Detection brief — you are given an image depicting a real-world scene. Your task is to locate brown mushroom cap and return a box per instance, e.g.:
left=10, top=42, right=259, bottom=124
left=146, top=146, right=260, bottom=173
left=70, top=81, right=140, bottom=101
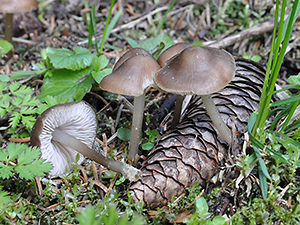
left=31, top=101, right=97, bottom=176
left=154, top=46, right=236, bottom=95
left=100, top=53, right=160, bottom=96
left=157, top=43, right=193, bottom=67
left=113, top=48, right=153, bottom=71
left=0, top=0, right=38, bottom=13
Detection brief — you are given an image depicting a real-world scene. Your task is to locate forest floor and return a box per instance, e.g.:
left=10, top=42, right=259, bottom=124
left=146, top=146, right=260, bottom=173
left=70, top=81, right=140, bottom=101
left=0, top=0, right=300, bottom=224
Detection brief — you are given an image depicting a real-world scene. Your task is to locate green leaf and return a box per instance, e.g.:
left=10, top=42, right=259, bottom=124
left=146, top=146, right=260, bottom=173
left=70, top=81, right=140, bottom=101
left=0, top=40, right=13, bottom=55
left=17, top=146, right=41, bottom=165
left=0, top=190, right=12, bottom=210
left=258, top=166, right=268, bottom=199
left=287, top=72, right=300, bottom=88
left=141, top=142, right=154, bottom=151
left=21, top=95, right=41, bottom=106
left=117, top=128, right=131, bottom=141
left=7, top=143, right=29, bottom=161
left=38, top=67, right=93, bottom=102
left=11, top=96, right=22, bottom=107
left=0, top=75, right=10, bottom=82
left=139, top=34, right=174, bottom=57
left=73, top=88, right=87, bottom=101
left=46, top=47, right=95, bottom=71
left=21, top=115, right=36, bottom=129
left=195, top=197, right=209, bottom=217
left=0, top=150, right=9, bottom=161
left=0, top=162, right=14, bottom=179
left=10, top=70, right=45, bottom=80
left=0, top=82, right=8, bottom=92
left=103, top=205, right=118, bottom=225
left=92, top=68, right=112, bottom=83
left=15, top=158, right=52, bottom=180
left=78, top=206, right=101, bottom=225
left=127, top=38, right=139, bottom=48
left=9, top=82, right=21, bottom=92
left=93, top=55, right=109, bottom=72
left=9, top=111, right=21, bottom=128
left=20, top=106, right=37, bottom=115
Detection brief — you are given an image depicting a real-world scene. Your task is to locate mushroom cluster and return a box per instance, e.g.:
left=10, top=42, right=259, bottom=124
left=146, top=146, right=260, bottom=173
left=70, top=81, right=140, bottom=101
left=31, top=101, right=141, bottom=182
left=99, top=44, right=235, bottom=165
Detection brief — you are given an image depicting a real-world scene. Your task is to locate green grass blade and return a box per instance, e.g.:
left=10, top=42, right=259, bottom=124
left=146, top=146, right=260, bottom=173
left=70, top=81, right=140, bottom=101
left=99, top=0, right=116, bottom=53
left=158, top=0, right=178, bottom=33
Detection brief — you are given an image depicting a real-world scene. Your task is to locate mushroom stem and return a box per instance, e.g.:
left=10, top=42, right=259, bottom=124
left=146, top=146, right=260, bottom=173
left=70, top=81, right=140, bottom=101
left=4, top=13, right=13, bottom=43
left=52, top=129, right=141, bottom=182
left=201, top=94, right=232, bottom=144
left=128, top=94, right=145, bottom=163
left=4, top=13, right=13, bottom=58
left=171, top=95, right=184, bottom=129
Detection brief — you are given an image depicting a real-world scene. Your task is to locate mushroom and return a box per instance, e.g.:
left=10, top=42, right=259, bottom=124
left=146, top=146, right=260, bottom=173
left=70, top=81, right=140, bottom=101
left=154, top=46, right=236, bottom=144
left=100, top=48, right=160, bottom=163
left=0, top=0, right=38, bottom=56
left=30, top=101, right=141, bottom=182
left=157, top=43, right=193, bottom=128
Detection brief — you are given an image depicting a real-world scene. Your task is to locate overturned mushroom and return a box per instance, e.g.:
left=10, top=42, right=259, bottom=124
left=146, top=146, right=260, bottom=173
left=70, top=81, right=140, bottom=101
left=30, top=101, right=141, bottom=182
left=154, top=46, right=236, bottom=144
left=100, top=48, right=160, bottom=163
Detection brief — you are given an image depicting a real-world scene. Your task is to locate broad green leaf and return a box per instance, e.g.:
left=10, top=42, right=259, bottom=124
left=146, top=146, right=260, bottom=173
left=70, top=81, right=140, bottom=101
left=74, top=88, right=87, bottom=101
left=93, top=55, right=109, bottom=72
left=46, top=47, right=95, bottom=71
left=92, top=68, right=112, bottom=83
left=0, top=75, right=10, bottom=82
left=0, top=40, right=13, bottom=55
left=142, top=142, right=154, bottom=151
left=38, top=67, right=93, bottom=102
left=117, top=128, right=131, bottom=141
left=195, top=197, right=209, bottom=217
left=139, top=33, right=174, bottom=57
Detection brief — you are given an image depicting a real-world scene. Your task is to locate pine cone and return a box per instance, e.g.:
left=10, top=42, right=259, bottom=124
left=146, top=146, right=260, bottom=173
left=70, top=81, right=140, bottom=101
left=128, top=58, right=277, bottom=208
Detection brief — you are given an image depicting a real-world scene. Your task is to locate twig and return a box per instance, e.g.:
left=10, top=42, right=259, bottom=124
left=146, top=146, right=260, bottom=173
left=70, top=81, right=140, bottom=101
left=204, top=15, right=294, bottom=49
